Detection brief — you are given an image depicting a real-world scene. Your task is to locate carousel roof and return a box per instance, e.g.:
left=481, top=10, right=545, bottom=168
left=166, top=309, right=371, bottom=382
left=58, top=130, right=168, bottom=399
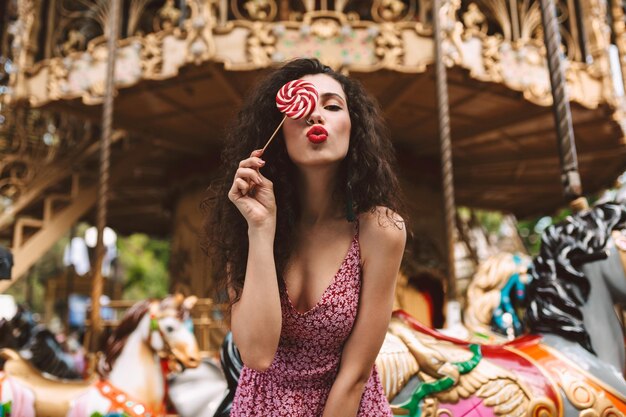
left=39, top=62, right=626, bottom=238
left=2, top=0, right=626, bottom=285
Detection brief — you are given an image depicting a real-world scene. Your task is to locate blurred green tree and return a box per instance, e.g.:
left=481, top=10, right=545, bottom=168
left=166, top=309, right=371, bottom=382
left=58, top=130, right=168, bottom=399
left=118, top=234, right=169, bottom=300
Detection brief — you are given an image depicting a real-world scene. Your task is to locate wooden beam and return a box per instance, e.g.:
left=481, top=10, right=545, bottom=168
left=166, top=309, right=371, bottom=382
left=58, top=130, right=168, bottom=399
left=455, top=107, right=550, bottom=145
left=454, top=144, right=626, bottom=168
left=381, top=76, right=427, bottom=114
left=0, top=140, right=155, bottom=292
left=208, top=63, right=243, bottom=106
left=57, top=101, right=206, bottom=155
left=150, top=89, right=220, bottom=132
left=0, top=131, right=124, bottom=231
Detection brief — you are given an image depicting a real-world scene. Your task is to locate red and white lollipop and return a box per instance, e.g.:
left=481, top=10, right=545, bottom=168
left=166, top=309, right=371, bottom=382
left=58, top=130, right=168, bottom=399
left=261, top=79, right=319, bottom=153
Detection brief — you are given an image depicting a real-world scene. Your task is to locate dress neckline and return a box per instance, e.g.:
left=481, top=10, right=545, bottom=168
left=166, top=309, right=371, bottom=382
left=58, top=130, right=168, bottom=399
left=282, top=220, right=360, bottom=316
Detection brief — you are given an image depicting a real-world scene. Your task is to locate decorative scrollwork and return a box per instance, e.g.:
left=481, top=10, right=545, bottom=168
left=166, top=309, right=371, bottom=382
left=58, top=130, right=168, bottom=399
left=155, top=0, right=182, bottom=31
left=439, top=0, right=464, bottom=65
left=375, top=23, right=404, bottom=66
left=557, top=369, right=625, bottom=417
left=247, top=22, right=276, bottom=66
left=0, top=103, right=98, bottom=216
left=462, top=4, right=487, bottom=37
left=49, top=0, right=169, bottom=59
left=232, top=0, right=278, bottom=22
left=527, top=397, right=558, bottom=417
left=371, top=0, right=417, bottom=22
left=611, top=0, right=626, bottom=87
left=140, top=34, right=165, bottom=79
left=184, top=0, right=217, bottom=64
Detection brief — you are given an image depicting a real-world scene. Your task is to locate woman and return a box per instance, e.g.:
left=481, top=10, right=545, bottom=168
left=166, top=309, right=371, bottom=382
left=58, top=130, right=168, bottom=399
left=204, top=58, right=407, bottom=416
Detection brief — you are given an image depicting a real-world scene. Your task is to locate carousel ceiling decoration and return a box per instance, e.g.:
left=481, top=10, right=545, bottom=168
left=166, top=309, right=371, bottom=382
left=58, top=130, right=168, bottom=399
left=1, top=0, right=622, bottom=117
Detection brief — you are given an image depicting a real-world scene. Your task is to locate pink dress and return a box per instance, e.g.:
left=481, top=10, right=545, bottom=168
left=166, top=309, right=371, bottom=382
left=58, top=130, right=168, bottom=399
left=230, top=225, right=393, bottom=416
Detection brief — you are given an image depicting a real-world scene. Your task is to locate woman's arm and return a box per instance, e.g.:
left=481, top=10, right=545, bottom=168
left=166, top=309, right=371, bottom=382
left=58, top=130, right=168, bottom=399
left=322, top=209, right=406, bottom=417
left=228, top=150, right=282, bottom=371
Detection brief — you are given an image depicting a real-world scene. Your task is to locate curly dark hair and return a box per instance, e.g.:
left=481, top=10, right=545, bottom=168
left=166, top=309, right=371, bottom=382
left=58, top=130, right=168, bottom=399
left=202, top=58, right=407, bottom=304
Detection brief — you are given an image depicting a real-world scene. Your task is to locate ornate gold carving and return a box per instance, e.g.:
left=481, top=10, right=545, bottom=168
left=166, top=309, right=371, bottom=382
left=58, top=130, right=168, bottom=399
left=247, top=22, right=275, bottom=67
left=380, top=317, right=536, bottom=416
left=184, top=0, right=217, bottom=65
left=376, top=23, right=404, bottom=67
left=232, top=0, right=277, bottom=22
left=611, top=1, right=626, bottom=89
left=439, top=0, right=464, bottom=65
left=156, top=0, right=182, bottom=31
left=0, top=105, right=94, bottom=208
left=60, top=29, right=87, bottom=56
left=9, top=0, right=37, bottom=96
left=140, top=33, right=165, bottom=79
left=5, top=0, right=621, bottom=119
left=47, top=57, right=70, bottom=100
left=310, top=18, right=341, bottom=39
left=527, top=397, right=559, bottom=417
left=375, top=332, right=419, bottom=399
left=558, top=370, right=625, bottom=417
left=371, top=0, right=416, bottom=23
left=462, top=4, right=487, bottom=36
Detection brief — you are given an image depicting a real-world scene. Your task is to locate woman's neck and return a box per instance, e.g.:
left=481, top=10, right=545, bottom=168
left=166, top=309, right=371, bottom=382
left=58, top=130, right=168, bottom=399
left=297, top=166, right=343, bottom=226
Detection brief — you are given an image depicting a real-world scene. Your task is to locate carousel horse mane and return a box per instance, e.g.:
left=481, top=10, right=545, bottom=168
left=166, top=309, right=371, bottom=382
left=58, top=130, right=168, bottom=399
left=0, top=307, right=81, bottom=379
left=527, top=201, right=626, bottom=353
left=98, top=299, right=151, bottom=377
left=464, top=252, right=530, bottom=338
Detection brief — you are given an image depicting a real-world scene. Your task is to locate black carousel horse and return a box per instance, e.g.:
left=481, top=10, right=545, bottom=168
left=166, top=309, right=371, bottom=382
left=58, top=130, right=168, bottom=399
left=0, top=305, right=81, bottom=379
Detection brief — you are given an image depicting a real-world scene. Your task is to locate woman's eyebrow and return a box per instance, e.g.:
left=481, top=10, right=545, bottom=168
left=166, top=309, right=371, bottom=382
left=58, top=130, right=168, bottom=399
left=320, top=92, right=346, bottom=103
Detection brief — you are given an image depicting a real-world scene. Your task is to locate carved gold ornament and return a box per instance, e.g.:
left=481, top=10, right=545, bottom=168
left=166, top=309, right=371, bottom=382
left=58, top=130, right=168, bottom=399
left=2, top=0, right=621, bottom=116
left=559, top=370, right=625, bottom=417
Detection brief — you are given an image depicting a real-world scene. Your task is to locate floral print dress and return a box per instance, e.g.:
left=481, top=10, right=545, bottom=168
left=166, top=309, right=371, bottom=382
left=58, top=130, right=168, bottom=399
left=230, top=223, right=393, bottom=416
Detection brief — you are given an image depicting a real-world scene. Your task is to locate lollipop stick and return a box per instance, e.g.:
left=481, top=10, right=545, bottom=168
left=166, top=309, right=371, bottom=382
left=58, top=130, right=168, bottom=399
left=261, top=115, right=287, bottom=154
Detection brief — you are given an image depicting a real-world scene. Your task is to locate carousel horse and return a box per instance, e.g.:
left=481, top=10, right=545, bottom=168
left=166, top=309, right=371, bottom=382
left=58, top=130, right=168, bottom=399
left=376, top=201, right=626, bottom=416
left=0, top=305, right=82, bottom=379
left=0, top=294, right=200, bottom=417
left=216, top=202, right=626, bottom=416
left=166, top=355, right=228, bottom=417
left=463, top=252, right=532, bottom=341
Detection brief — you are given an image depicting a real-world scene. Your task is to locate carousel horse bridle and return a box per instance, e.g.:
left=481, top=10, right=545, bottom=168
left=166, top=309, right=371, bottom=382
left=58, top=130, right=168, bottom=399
left=146, top=300, right=197, bottom=373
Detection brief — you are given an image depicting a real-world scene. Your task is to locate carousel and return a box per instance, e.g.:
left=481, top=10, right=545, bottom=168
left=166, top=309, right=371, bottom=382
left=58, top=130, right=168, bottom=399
left=1, top=0, right=626, bottom=416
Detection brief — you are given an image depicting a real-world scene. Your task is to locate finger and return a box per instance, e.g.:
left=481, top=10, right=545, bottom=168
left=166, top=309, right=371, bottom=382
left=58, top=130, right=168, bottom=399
left=235, top=167, right=262, bottom=185
left=250, top=149, right=263, bottom=158
left=234, top=178, right=250, bottom=196
left=256, top=173, right=273, bottom=190
left=239, top=157, right=266, bottom=169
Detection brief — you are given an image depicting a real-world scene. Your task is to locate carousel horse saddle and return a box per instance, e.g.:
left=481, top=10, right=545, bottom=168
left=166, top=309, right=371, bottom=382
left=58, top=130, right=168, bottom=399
left=1, top=348, right=95, bottom=414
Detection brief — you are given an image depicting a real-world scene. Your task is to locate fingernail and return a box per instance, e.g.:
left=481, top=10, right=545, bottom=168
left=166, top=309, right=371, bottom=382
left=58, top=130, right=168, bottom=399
left=259, top=160, right=266, bottom=165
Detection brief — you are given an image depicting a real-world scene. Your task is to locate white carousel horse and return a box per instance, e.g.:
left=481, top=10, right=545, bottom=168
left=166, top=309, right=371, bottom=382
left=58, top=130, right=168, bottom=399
left=0, top=294, right=200, bottom=417
left=167, top=356, right=228, bottom=417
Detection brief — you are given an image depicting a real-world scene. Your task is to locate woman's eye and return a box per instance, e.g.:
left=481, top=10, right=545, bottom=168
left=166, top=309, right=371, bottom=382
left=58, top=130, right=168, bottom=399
left=324, top=105, right=342, bottom=111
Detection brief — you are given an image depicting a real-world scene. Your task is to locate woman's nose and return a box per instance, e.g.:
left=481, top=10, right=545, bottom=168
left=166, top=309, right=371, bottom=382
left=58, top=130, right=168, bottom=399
left=307, top=104, right=324, bottom=124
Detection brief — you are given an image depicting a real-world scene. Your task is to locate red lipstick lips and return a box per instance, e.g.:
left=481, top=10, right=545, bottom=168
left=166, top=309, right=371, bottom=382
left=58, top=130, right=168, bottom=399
left=306, top=125, right=328, bottom=144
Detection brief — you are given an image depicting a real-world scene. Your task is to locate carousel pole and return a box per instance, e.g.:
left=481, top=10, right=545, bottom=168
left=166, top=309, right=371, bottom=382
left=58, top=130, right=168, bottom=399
left=539, top=0, right=583, bottom=201
left=90, top=0, right=121, bottom=352
left=433, top=0, right=457, bottom=302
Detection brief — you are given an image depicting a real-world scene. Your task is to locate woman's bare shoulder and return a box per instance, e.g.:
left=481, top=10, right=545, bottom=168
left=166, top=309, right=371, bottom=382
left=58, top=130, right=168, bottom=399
left=359, top=207, right=406, bottom=250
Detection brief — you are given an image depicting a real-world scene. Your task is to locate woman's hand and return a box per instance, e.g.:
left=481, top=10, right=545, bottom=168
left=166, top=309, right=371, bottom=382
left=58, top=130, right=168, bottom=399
left=228, top=149, right=276, bottom=232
